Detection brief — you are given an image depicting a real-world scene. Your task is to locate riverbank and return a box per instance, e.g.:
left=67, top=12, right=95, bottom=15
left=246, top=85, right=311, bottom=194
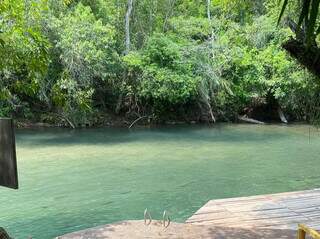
left=15, top=118, right=309, bottom=130
left=14, top=118, right=196, bottom=129
left=13, top=113, right=211, bottom=129
left=13, top=112, right=297, bottom=129
left=14, top=112, right=130, bottom=129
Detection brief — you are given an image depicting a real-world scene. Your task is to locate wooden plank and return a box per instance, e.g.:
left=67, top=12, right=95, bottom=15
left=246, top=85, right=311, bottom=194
left=0, top=118, right=18, bottom=189
left=187, top=189, right=320, bottom=232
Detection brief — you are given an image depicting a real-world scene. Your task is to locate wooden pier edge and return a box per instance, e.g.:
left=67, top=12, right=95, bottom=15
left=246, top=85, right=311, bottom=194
left=186, top=188, right=320, bottom=230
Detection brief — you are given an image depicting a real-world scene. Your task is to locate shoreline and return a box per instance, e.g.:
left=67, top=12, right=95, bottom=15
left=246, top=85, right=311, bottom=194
left=13, top=119, right=312, bottom=130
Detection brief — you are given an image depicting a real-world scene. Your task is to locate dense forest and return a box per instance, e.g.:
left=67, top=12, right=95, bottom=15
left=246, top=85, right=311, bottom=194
left=0, top=0, right=319, bottom=127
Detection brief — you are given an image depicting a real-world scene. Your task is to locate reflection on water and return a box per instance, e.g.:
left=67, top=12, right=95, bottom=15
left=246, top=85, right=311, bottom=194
left=0, top=124, right=319, bottom=238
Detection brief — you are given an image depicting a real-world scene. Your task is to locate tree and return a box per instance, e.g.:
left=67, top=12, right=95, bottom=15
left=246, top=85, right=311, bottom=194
left=278, top=0, right=320, bottom=76
left=49, top=3, right=119, bottom=126
left=278, top=0, right=319, bottom=46
left=0, top=0, right=49, bottom=118
left=125, top=0, right=133, bottom=54
left=1, top=0, right=319, bottom=125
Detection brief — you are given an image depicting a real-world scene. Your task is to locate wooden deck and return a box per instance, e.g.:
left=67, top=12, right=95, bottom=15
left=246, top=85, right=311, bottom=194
left=58, top=189, right=320, bottom=238
left=186, top=188, right=320, bottom=230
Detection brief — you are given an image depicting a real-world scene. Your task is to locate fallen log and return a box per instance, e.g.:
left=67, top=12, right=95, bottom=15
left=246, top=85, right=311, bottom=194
left=238, top=115, right=265, bottom=124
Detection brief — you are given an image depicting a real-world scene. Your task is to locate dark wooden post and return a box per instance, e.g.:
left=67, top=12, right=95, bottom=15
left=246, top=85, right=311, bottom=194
left=0, top=118, right=18, bottom=189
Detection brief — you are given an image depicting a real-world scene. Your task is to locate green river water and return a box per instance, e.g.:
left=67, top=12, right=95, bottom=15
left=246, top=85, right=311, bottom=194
left=0, top=124, right=320, bottom=238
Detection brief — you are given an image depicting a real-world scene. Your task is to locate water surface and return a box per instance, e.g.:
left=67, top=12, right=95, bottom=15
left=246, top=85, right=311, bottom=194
left=0, top=124, right=320, bottom=238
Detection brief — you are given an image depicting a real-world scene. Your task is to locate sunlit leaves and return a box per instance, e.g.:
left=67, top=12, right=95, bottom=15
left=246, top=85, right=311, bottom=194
left=169, top=17, right=211, bottom=41
left=52, top=3, right=117, bottom=83
left=0, top=0, right=49, bottom=117
left=137, top=34, right=199, bottom=104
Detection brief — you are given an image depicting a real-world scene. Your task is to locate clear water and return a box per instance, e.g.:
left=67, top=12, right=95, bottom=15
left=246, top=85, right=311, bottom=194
left=0, top=124, right=320, bottom=239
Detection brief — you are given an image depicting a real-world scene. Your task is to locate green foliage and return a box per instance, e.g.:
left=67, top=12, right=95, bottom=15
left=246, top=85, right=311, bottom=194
left=0, top=0, right=49, bottom=117
left=49, top=3, right=119, bottom=125
left=143, top=34, right=183, bottom=68
left=52, top=3, right=117, bottom=83
left=140, top=66, right=199, bottom=104
left=214, top=15, right=319, bottom=117
left=137, top=34, right=199, bottom=106
left=1, top=0, right=319, bottom=125
left=175, top=0, right=206, bottom=17
left=212, top=0, right=265, bottom=23
left=169, top=17, right=211, bottom=41
left=123, top=52, right=144, bottom=69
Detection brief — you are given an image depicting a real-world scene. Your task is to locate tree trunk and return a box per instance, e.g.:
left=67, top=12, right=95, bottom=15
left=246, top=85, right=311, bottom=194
left=283, top=38, right=320, bottom=77
left=207, top=0, right=211, bottom=21
left=125, top=0, right=133, bottom=54
left=115, top=93, right=123, bottom=114
left=163, top=0, right=176, bottom=31
left=120, top=0, right=134, bottom=112
left=207, top=101, right=216, bottom=123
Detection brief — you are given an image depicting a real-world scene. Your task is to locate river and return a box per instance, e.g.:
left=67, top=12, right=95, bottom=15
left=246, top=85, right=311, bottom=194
left=0, top=124, right=319, bottom=238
